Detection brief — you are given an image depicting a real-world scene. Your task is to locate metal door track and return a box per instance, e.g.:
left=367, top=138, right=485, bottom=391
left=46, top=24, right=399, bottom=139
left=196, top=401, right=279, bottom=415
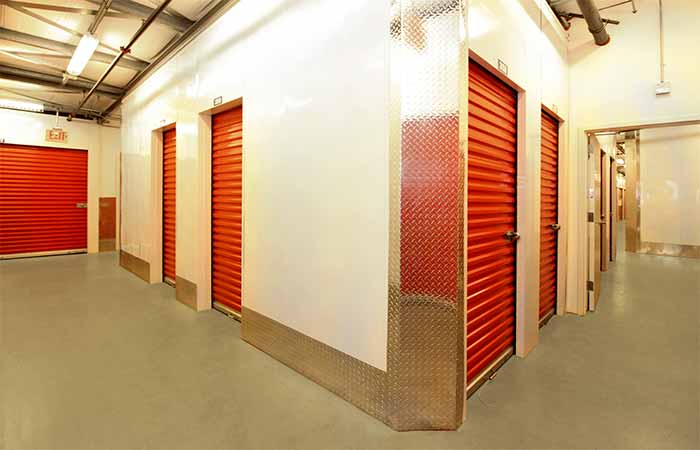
left=466, top=347, right=514, bottom=398
left=213, top=301, right=241, bottom=322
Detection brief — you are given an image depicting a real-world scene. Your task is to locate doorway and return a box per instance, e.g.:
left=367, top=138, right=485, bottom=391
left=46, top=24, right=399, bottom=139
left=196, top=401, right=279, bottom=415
left=466, top=58, right=518, bottom=393
left=211, top=105, right=244, bottom=317
left=162, top=128, right=177, bottom=286
left=539, top=108, right=560, bottom=324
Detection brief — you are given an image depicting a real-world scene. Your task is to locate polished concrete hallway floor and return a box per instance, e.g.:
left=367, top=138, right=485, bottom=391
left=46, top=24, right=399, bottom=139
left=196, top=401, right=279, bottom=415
left=1, top=247, right=698, bottom=449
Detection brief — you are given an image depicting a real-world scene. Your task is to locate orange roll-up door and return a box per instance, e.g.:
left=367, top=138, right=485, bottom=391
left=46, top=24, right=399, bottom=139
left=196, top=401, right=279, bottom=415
left=211, top=106, right=243, bottom=313
left=539, top=110, right=559, bottom=321
left=162, top=128, right=176, bottom=284
left=0, top=144, right=87, bottom=257
left=467, top=60, right=518, bottom=384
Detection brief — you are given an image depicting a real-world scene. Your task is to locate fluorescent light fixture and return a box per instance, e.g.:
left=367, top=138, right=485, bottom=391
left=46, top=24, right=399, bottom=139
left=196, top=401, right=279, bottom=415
left=616, top=158, right=625, bottom=165
left=67, top=33, right=99, bottom=77
left=0, top=98, right=44, bottom=112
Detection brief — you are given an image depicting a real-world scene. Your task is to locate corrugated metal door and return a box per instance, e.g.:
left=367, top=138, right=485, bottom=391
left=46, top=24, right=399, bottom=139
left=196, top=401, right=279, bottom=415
left=0, top=144, right=87, bottom=257
left=467, top=60, right=518, bottom=385
left=211, top=106, right=243, bottom=314
left=539, top=110, right=559, bottom=322
left=162, top=128, right=176, bottom=284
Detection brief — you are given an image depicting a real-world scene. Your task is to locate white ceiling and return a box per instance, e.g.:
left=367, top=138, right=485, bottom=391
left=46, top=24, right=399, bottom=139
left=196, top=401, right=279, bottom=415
left=0, top=0, right=213, bottom=124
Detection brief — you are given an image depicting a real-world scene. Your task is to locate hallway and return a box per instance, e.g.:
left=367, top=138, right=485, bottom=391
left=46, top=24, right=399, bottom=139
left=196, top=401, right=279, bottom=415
left=1, top=247, right=698, bottom=449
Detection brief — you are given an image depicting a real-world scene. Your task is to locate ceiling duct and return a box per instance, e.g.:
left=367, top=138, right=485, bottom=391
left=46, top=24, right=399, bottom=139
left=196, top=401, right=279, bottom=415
left=575, top=0, right=611, bottom=45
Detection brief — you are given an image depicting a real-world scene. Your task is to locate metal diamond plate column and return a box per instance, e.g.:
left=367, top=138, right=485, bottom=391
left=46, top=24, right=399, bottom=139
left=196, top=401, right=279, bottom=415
left=386, top=0, right=467, bottom=430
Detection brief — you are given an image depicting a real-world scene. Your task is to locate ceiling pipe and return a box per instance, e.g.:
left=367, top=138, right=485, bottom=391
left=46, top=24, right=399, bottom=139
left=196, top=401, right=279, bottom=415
left=575, top=0, right=611, bottom=45
left=85, top=0, right=193, bottom=32
left=78, top=0, right=171, bottom=112
left=0, top=27, right=148, bottom=71
left=101, top=0, right=241, bottom=119
left=1, top=1, right=148, bottom=65
left=564, top=12, right=620, bottom=25
left=557, top=14, right=571, bottom=30
left=88, top=0, right=113, bottom=34
left=0, top=1, right=127, bottom=17
left=599, top=0, right=637, bottom=13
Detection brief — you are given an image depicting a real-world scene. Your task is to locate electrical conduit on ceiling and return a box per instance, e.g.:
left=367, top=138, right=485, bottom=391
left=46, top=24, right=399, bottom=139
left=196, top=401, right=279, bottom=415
left=575, top=0, right=611, bottom=45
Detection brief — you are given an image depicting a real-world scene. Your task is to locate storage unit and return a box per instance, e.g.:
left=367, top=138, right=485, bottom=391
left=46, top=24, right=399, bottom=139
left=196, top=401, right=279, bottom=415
left=601, top=153, right=610, bottom=272
left=466, top=60, right=518, bottom=387
left=211, top=106, right=243, bottom=314
left=539, top=109, right=559, bottom=322
left=162, top=128, right=177, bottom=284
left=0, top=144, right=88, bottom=257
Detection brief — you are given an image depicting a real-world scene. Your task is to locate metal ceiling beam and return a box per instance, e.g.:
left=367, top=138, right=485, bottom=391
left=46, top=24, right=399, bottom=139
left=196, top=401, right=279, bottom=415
left=599, top=0, right=637, bottom=12
left=0, top=48, right=69, bottom=74
left=0, top=86, right=65, bottom=108
left=0, top=1, right=129, bottom=18
left=78, top=0, right=171, bottom=112
left=3, top=2, right=149, bottom=65
left=88, top=0, right=114, bottom=35
left=0, top=49, right=115, bottom=87
left=0, top=64, right=124, bottom=97
left=87, top=0, right=194, bottom=32
left=0, top=27, right=148, bottom=71
left=0, top=51, right=70, bottom=60
left=102, top=0, right=241, bottom=118
left=0, top=86, right=106, bottom=119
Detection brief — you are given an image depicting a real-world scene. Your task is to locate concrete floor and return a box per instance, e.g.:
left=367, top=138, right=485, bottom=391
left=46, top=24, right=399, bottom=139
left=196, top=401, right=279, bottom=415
left=1, top=236, right=698, bottom=449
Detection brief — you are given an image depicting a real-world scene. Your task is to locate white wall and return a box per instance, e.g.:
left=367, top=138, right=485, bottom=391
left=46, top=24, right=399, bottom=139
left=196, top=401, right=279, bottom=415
left=99, top=127, right=121, bottom=198
left=639, top=125, right=700, bottom=246
left=568, top=0, right=700, bottom=314
left=120, top=0, right=389, bottom=370
left=570, top=0, right=700, bottom=127
left=0, top=109, right=120, bottom=253
left=468, top=0, right=570, bottom=352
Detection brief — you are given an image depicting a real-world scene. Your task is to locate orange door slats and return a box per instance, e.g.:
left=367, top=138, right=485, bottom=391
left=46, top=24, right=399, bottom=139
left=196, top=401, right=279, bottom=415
left=0, top=144, right=87, bottom=256
left=467, top=60, right=518, bottom=384
left=211, top=106, right=243, bottom=313
left=162, top=128, right=176, bottom=284
left=540, top=110, right=559, bottom=320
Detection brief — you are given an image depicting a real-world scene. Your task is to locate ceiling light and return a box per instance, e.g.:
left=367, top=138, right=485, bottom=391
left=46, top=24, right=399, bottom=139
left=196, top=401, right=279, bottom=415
left=616, top=158, right=625, bottom=165
left=0, top=98, right=44, bottom=112
left=67, top=33, right=99, bottom=77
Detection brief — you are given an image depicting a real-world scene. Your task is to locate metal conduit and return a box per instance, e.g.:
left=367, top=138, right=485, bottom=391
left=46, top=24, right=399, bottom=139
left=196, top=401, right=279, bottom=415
left=77, top=0, right=171, bottom=112
left=576, top=0, right=611, bottom=46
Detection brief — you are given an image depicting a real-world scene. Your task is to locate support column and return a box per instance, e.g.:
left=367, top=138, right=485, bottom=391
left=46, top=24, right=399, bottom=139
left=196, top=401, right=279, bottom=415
left=242, top=0, right=467, bottom=431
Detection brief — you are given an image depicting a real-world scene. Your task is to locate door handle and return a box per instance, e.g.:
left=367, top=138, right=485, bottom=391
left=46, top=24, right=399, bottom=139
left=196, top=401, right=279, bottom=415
left=504, top=231, right=520, bottom=243
left=76, top=203, right=87, bottom=209
left=550, top=223, right=561, bottom=231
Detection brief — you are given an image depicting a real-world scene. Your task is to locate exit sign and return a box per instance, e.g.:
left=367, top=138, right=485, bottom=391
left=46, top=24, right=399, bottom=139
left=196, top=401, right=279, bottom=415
left=46, top=128, right=68, bottom=143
